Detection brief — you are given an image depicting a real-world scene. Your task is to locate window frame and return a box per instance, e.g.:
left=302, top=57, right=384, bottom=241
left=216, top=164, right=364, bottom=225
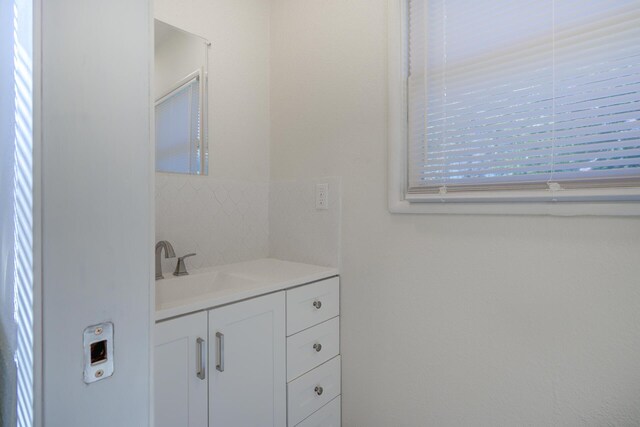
left=387, top=0, right=640, bottom=216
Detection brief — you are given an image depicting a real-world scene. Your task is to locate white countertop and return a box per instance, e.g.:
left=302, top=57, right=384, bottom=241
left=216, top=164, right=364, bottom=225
left=155, top=258, right=338, bottom=321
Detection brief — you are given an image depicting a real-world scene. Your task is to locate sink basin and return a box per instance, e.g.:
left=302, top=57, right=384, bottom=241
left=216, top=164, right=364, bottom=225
left=154, top=258, right=339, bottom=321
left=156, top=269, right=259, bottom=311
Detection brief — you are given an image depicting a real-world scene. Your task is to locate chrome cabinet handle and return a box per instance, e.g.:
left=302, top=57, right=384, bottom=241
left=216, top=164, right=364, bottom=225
left=312, top=300, right=322, bottom=309
left=196, top=337, right=206, bottom=380
left=315, top=386, right=324, bottom=396
left=216, top=332, right=224, bottom=372
left=313, top=343, right=322, bottom=352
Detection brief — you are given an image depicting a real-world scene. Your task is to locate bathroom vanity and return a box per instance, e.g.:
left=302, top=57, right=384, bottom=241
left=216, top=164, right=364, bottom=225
left=154, top=258, right=341, bottom=427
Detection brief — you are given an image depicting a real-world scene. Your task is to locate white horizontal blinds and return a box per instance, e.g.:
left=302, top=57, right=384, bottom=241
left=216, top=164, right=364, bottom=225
left=155, top=77, right=200, bottom=174
left=190, top=78, right=201, bottom=173
left=552, top=1, right=640, bottom=184
left=407, top=0, right=640, bottom=193
left=407, top=0, right=427, bottom=184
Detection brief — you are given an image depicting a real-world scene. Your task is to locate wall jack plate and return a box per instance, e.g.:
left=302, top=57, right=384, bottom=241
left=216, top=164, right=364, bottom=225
left=316, top=183, right=329, bottom=210
left=83, top=322, right=114, bottom=384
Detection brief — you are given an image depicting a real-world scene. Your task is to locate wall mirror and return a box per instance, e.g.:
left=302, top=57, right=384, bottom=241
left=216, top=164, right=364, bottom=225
left=154, top=19, right=210, bottom=175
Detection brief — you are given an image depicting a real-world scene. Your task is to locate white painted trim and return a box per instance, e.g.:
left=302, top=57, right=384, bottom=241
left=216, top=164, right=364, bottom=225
left=33, top=0, right=43, bottom=423
left=386, top=0, right=640, bottom=216
left=155, top=69, right=201, bottom=104
left=387, top=0, right=410, bottom=211
left=405, top=187, right=640, bottom=203
left=390, top=198, right=640, bottom=216
left=149, top=1, right=156, bottom=425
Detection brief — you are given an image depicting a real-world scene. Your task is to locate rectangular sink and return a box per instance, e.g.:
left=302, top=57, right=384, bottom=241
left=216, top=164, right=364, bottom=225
left=156, top=270, right=259, bottom=312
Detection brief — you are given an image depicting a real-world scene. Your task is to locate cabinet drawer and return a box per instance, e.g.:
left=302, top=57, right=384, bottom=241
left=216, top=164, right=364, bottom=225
left=287, top=277, right=339, bottom=336
left=287, top=356, right=341, bottom=426
left=295, top=396, right=341, bottom=427
left=287, top=317, right=339, bottom=382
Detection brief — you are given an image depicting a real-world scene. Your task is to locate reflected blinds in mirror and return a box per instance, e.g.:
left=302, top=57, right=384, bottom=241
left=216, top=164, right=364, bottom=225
left=155, top=76, right=201, bottom=175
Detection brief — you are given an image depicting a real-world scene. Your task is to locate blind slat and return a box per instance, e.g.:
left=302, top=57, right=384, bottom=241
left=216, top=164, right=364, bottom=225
left=408, top=0, right=640, bottom=192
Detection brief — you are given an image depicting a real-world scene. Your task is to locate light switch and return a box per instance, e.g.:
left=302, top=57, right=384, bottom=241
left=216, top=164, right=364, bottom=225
left=83, top=322, right=114, bottom=384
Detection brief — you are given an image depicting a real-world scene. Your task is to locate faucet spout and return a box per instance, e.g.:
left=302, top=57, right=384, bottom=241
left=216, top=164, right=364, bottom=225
left=155, top=240, right=176, bottom=280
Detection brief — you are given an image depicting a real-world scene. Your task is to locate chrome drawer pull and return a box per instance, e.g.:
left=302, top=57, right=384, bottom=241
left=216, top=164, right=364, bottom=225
left=312, top=300, right=322, bottom=309
left=196, top=337, right=206, bottom=380
left=314, top=386, right=324, bottom=396
left=313, top=343, right=322, bottom=352
left=216, top=332, right=224, bottom=372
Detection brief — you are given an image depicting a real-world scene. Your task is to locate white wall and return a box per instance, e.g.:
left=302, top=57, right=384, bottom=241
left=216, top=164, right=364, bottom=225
left=40, top=0, right=152, bottom=425
left=154, top=23, right=205, bottom=97
left=270, top=1, right=640, bottom=425
left=269, top=177, right=342, bottom=268
left=156, top=175, right=269, bottom=270
left=155, top=0, right=271, bottom=269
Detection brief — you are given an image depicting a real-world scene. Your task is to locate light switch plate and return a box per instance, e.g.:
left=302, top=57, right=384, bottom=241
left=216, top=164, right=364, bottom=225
left=83, top=322, right=114, bottom=384
left=316, top=183, right=329, bottom=210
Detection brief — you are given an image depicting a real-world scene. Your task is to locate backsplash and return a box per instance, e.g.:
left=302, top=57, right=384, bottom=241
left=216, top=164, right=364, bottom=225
left=269, top=177, right=341, bottom=268
left=156, top=173, right=269, bottom=272
left=156, top=174, right=341, bottom=273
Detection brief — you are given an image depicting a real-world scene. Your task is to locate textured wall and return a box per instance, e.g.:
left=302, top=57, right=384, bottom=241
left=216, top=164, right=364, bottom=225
left=156, top=175, right=269, bottom=272
left=269, top=177, right=342, bottom=268
left=270, top=1, right=640, bottom=425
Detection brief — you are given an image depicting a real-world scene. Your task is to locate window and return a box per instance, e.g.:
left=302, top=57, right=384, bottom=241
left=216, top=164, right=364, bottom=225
left=390, top=0, right=640, bottom=213
left=155, top=71, right=204, bottom=175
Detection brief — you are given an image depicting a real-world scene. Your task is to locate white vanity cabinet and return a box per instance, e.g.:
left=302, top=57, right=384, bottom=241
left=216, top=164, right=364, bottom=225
left=208, top=292, right=286, bottom=427
left=154, top=274, right=340, bottom=427
left=286, top=277, right=341, bottom=426
left=154, top=311, right=208, bottom=427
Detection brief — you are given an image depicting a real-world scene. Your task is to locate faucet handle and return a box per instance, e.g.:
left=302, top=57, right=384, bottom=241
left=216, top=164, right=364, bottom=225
left=174, top=253, right=196, bottom=277
left=180, top=253, right=197, bottom=260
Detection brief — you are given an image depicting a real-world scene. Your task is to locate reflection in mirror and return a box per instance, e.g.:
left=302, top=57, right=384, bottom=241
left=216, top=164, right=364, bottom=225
left=154, top=19, right=210, bottom=175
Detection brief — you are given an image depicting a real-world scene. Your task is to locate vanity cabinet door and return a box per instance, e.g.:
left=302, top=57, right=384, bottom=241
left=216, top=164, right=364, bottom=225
left=155, top=312, right=209, bottom=427
left=209, top=292, right=287, bottom=427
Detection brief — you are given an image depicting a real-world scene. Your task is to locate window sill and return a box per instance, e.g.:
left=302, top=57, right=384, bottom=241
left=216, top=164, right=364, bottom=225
left=389, top=197, right=640, bottom=216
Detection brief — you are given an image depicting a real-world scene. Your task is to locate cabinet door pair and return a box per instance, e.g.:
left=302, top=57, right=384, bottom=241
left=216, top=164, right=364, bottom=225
left=154, top=292, right=286, bottom=427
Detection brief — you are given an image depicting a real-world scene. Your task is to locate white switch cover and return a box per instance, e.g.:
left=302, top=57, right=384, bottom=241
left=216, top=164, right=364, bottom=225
left=316, top=183, right=329, bottom=210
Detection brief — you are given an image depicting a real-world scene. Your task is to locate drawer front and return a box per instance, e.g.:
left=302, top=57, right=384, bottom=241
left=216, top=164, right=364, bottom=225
left=287, top=317, right=340, bottom=382
left=287, top=277, right=339, bottom=336
left=295, top=396, right=341, bottom=427
left=288, top=356, right=341, bottom=426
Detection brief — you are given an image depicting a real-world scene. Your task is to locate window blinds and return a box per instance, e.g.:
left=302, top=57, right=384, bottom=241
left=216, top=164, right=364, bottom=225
left=155, top=76, right=201, bottom=175
left=407, top=0, right=640, bottom=196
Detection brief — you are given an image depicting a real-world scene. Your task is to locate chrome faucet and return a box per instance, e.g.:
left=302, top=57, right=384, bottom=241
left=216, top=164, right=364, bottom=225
left=155, top=240, right=176, bottom=280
